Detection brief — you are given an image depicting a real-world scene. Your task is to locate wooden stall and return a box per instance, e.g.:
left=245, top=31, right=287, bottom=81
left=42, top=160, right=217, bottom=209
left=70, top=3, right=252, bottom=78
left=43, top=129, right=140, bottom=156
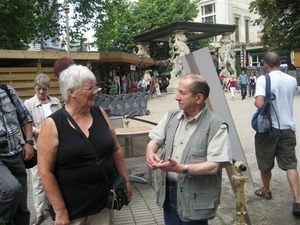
left=0, top=50, right=154, bottom=102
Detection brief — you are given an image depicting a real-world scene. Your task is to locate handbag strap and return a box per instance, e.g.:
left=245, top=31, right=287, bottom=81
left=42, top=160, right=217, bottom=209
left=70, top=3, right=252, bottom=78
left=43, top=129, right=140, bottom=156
left=61, top=106, right=111, bottom=184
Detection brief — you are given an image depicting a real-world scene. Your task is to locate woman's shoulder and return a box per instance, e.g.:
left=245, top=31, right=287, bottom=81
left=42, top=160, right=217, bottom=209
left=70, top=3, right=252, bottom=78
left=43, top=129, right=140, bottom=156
left=91, top=106, right=105, bottom=118
left=24, top=95, right=39, bottom=107
left=49, top=96, right=61, bottom=104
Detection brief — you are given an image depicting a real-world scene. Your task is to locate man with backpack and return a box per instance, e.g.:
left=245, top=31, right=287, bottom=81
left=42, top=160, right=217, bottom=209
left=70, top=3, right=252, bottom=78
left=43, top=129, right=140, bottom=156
left=253, top=52, right=300, bottom=215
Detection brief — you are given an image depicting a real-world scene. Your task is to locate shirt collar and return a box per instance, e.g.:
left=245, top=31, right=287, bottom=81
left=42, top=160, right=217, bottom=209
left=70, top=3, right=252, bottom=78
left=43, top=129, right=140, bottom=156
left=177, top=106, right=207, bottom=123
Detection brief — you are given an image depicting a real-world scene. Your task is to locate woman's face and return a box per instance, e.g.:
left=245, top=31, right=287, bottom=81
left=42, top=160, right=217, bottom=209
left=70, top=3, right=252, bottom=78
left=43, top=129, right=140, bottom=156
left=35, top=84, right=49, bottom=101
left=76, top=80, right=98, bottom=108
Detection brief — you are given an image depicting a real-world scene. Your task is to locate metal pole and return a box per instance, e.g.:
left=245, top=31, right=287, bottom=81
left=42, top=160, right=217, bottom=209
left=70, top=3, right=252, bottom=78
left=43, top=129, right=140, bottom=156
left=63, top=0, right=70, bottom=57
left=232, top=161, right=249, bottom=225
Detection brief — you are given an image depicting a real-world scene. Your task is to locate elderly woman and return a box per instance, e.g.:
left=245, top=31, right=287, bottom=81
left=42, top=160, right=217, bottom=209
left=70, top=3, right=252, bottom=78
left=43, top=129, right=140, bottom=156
left=24, top=74, right=61, bottom=225
left=37, top=65, right=132, bottom=225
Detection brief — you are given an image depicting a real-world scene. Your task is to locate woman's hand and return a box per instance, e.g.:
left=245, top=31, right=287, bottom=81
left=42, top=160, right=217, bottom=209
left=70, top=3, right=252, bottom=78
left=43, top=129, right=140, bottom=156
left=126, top=182, right=132, bottom=203
left=55, top=207, right=70, bottom=225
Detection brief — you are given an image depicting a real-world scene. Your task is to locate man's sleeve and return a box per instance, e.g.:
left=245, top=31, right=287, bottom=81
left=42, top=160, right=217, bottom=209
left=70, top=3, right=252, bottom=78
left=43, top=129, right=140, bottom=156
left=8, top=85, right=33, bottom=125
left=207, top=123, right=232, bottom=168
left=148, top=113, right=169, bottom=147
left=255, top=76, right=266, bottom=97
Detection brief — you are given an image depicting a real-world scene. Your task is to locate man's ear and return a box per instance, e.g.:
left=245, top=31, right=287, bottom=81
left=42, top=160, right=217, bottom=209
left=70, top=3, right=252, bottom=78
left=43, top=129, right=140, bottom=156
left=196, top=93, right=204, bottom=104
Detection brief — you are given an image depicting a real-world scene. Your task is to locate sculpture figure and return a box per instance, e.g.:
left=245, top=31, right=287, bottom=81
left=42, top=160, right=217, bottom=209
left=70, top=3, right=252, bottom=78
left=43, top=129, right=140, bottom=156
left=219, top=33, right=236, bottom=76
left=137, top=43, right=150, bottom=58
left=143, top=70, right=152, bottom=87
left=169, top=31, right=190, bottom=78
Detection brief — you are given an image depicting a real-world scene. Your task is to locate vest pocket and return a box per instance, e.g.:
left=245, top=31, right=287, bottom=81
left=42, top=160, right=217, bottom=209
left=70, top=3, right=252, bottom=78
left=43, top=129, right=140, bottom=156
left=179, top=190, right=218, bottom=220
left=188, top=152, right=207, bottom=164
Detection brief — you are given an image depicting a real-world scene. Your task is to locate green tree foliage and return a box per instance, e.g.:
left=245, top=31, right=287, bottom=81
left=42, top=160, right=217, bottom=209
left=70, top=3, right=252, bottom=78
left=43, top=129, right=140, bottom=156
left=0, top=0, right=61, bottom=50
left=94, top=0, right=210, bottom=60
left=67, top=0, right=128, bottom=51
left=249, top=1, right=300, bottom=51
left=93, top=0, right=131, bottom=52
left=0, top=0, right=126, bottom=50
left=0, top=0, right=36, bottom=49
left=33, top=0, right=62, bottom=47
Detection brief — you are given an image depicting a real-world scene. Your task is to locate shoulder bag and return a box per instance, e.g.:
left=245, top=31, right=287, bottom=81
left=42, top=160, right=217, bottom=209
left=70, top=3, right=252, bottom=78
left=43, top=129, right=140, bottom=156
left=251, top=74, right=280, bottom=136
left=61, top=107, right=129, bottom=210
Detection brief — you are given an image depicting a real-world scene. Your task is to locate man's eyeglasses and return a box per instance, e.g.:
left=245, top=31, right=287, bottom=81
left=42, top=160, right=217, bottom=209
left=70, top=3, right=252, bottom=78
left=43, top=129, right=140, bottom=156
left=81, top=85, right=100, bottom=92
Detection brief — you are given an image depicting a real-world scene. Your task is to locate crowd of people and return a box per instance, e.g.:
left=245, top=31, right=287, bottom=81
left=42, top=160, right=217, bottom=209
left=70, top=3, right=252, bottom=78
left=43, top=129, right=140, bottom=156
left=0, top=51, right=299, bottom=225
left=219, top=69, right=257, bottom=100
left=104, top=75, right=169, bottom=96
left=0, top=57, right=131, bottom=225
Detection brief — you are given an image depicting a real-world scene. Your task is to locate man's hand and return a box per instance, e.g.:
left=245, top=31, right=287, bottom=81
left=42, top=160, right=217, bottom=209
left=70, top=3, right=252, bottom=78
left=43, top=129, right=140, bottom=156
left=155, top=157, right=182, bottom=173
left=146, top=151, right=163, bottom=170
left=22, top=144, right=34, bottom=160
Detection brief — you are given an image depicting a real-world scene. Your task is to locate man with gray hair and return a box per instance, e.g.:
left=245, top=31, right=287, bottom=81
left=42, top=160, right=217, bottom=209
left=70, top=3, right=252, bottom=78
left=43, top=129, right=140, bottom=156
left=146, top=74, right=232, bottom=224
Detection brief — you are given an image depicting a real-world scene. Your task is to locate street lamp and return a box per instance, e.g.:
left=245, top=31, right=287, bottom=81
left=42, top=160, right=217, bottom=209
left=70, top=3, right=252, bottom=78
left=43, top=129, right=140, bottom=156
left=63, top=0, right=70, bottom=57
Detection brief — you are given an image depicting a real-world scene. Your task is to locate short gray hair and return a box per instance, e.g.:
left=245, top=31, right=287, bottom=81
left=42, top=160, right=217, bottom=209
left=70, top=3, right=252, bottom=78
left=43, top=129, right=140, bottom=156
left=34, top=74, right=51, bottom=88
left=182, top=74, right=210, bottom=99
left=263, top=52, right=281, bottom=68
left=59, top=65, right=96, bottom=102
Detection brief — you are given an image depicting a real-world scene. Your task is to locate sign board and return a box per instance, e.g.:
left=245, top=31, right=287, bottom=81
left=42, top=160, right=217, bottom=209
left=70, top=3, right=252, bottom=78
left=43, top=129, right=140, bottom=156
left=130, top=65, right=136, bottom=71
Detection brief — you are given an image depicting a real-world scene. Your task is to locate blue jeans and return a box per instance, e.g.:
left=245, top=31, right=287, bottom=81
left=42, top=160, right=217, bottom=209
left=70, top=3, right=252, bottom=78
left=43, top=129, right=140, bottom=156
left=140, top=87, right=146, bottom=92
left=240, top=84, right=247, bottom=99
left=0, top=152, right=30, bottom=225
left=249, top=85, right=255, bottom=97
left=163, top=181, right=208, bottom=225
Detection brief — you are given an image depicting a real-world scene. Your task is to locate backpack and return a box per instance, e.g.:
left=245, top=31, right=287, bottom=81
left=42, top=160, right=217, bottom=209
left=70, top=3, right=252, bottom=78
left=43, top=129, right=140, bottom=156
left=251, top=74, right=280, bottom=134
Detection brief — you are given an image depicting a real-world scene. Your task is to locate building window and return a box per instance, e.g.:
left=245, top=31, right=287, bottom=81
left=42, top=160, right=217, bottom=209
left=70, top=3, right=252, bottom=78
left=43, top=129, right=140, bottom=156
left=251, top=55, right=264, bottom=67
left=235, top=17, right=239, bottom=42
left=201, top=4, right=216, bottom=24
left=202, top=15, right=216, bottom=24
left=245, top=19, right=249, bottom=43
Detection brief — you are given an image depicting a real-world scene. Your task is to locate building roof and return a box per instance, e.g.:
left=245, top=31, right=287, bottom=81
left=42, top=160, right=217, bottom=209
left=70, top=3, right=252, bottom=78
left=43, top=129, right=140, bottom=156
left=0, top=50, right=154, bottom=67
left=133, top=21, right=237, bottom=43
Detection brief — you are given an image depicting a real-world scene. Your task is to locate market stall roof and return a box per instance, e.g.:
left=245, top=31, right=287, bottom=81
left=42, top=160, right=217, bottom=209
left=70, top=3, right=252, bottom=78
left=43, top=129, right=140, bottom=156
left=0, top=50, right=154, bottom=67
left=133, top=21, right=237, bottom=43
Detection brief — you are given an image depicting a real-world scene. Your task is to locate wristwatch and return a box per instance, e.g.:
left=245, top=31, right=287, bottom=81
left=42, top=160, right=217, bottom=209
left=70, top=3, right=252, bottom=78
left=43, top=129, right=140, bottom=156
left=183, top=164, right=189, bottom=175
left=25, top=140, right=34, bottom=146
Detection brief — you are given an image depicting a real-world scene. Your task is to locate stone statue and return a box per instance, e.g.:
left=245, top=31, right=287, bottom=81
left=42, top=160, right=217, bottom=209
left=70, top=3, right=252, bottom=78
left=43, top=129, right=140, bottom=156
left=169, top=31, right=190, bottom=78
left=143, top=70, right=152, bottom=86
left=137, top=43, right=150, bottom=58
left=218, top=33, right=235, bottom=76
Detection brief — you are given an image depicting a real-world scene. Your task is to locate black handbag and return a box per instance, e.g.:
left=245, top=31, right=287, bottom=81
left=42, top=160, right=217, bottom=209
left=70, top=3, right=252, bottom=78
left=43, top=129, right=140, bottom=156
left=0, top=84, right=37, bottom=169
left=61, top=107, right=129, bottom=210
left=106, top=171, right=129, bottom=210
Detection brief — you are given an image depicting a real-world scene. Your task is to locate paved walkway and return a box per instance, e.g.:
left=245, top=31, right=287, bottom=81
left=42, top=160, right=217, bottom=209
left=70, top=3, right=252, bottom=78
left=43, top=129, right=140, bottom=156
left=27, top=89, right=300, bottom=225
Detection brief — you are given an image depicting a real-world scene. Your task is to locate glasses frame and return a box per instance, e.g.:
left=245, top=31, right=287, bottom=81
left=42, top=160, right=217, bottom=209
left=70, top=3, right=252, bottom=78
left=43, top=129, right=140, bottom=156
left=80, top=85, right=99, bottom=92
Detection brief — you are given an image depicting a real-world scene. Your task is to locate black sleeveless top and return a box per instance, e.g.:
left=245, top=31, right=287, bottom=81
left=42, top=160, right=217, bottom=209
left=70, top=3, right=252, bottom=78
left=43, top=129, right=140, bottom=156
left=50, top=106, right=115, bottom=220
